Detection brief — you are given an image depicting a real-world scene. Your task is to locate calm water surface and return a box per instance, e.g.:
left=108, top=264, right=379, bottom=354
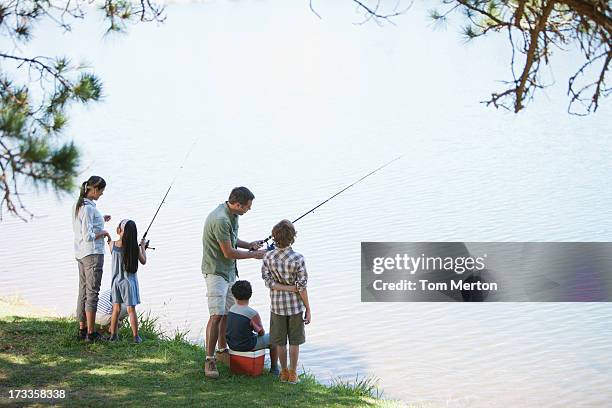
left=1, top=2, right=611, bottom=406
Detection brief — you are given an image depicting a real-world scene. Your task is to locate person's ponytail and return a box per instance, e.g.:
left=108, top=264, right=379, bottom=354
left=74, top=181, right=88, bottom=218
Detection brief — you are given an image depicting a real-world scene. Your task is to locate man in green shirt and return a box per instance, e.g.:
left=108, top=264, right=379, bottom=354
left=202, top=186, right=266, bottom=378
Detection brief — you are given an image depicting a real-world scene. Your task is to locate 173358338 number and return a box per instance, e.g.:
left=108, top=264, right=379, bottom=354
left=8, top=389, right=66, bottom=399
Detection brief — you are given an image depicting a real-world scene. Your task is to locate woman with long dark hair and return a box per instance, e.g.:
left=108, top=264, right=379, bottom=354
left=72, top=175, right=111, bottom=342
left=108, top=219, right=148, bottom=343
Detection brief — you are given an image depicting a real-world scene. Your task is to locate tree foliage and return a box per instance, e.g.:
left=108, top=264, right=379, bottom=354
left=343, top=0, right=611, bottom=115
left=432, top=0, right=611, bottom=115
left=0, top=0, right=163, bottom=221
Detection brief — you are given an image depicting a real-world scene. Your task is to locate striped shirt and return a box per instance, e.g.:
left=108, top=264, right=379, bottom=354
left=261, top=246, right=308, bottom=316
left=97, top=289, right=113, bottom=315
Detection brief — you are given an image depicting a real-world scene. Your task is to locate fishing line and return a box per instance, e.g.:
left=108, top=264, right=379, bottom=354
left=142, top=137, right=199, bottom=249
left=262, top=155, right=403, bottom=246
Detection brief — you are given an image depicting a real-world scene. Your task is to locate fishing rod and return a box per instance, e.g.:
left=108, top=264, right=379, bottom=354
left=141, top=138, right=198, bottom=250
left=262, top=155, right=403, bottom=247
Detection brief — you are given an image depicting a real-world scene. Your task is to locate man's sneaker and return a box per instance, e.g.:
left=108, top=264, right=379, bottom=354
left=85, top=332, right=103, bottom=343
left=269, top=365, right=280, bottom=376
left=204, top=358, right=219, bottom=379
left=77, top=328, right=87, bottom=340
left=280, top=368, right=290, bottom=382
left=287, top=369, right=299, bottom=384
left=108, top=334, right=119, bottom=342
left=133, top=335, right=143, bottom=344
left=215, top=349, right=230, bottom=365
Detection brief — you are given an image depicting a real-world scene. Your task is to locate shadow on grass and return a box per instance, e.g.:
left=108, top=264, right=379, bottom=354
left=0, top=317, right=384, bottom=408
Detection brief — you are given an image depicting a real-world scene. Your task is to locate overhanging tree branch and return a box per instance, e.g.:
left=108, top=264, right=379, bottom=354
left=515, top=0, right=555, bottom=112
left=557, top=0, right=612, bottom=34
left=1, top=0, right=165, bottom=222
left=428, top=0, right=611, bottom=114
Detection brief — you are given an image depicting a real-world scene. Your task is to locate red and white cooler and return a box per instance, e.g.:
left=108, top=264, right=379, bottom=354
left=228, top=349, right=265, bottom=376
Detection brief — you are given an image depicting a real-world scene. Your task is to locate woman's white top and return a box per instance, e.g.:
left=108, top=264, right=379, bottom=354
left=73, top=198, right=105, bottom=259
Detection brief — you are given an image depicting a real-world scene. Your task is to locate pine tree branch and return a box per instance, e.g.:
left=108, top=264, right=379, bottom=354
left=557, top=0, right=612, bottom=35
left=568, top=50, right=611, bottom=114
left=515, top=0, right=556, bottom=112
left=351, top=0, right=405, bottom=20
left=0, top=53, right=70, bottom=88
left=454, top=0, right=513, bottom=28
left=515, top=0, right=527, bottom=27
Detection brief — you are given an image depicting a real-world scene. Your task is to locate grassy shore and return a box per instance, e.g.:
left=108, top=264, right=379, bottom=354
left=0, top=304, right=405, bottom=407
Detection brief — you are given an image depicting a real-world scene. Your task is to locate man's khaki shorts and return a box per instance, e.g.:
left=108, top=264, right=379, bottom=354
left=205, top=274, right=235, bottom=316
left=270, top=312, right=305, bottom=346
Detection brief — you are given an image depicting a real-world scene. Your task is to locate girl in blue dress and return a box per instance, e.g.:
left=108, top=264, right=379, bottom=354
left=107, top=219, right=148, bottom=343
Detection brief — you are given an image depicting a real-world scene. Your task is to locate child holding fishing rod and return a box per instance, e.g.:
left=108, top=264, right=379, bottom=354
left=107, top=219, right=149, bottom=343
left=253, top=157, right=401, bottom=382
left=261, top=220, right=311, bottom=384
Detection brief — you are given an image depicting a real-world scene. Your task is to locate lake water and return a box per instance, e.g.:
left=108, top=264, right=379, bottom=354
left=1, top=1, right=611, bottom=406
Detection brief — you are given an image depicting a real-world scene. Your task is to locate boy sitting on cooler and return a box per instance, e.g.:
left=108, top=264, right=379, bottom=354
left=226, top=280, right=279, bottom=374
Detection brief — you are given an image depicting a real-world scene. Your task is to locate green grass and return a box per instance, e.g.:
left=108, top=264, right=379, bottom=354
left=330, top=374, right=383, bottom=399
left=0, top=314, right=405, bottom=407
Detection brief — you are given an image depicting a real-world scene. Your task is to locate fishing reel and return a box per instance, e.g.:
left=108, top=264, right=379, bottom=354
left=251, top=239, right=275, bottom=251
left=141, top=238, right=155, bottom=251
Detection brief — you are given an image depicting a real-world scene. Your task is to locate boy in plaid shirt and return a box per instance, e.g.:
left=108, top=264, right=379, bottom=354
left=261, top=219, right=311, bottom=384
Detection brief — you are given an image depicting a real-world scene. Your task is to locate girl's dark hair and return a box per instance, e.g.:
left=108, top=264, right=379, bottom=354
left=121, top=220, right=140, bottom=274
left=74, top=176, right=106, bottom=218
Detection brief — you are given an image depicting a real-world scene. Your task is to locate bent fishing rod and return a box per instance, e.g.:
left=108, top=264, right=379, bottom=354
left=262, top=155, right=403, bottom=246
left=141, top=138, right=199, bottom=249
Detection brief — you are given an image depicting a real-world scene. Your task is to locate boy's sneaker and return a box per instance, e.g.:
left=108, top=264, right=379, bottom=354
left=85, top=332, right=103, bottom=343
left=204, top=358, right=219, bottom=379
left=269, top=365, right=280, bottom=376
left=133, top=335, right=143, bottom=344
left=215, top=348, right=229, bottom=365
left=280, top=368, right=290, bottom=382
left=108, top=334, right=119, bottom=342
left=77, top=328, right=87, bottom=340
left=287, top=369, right=299, bottom=384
